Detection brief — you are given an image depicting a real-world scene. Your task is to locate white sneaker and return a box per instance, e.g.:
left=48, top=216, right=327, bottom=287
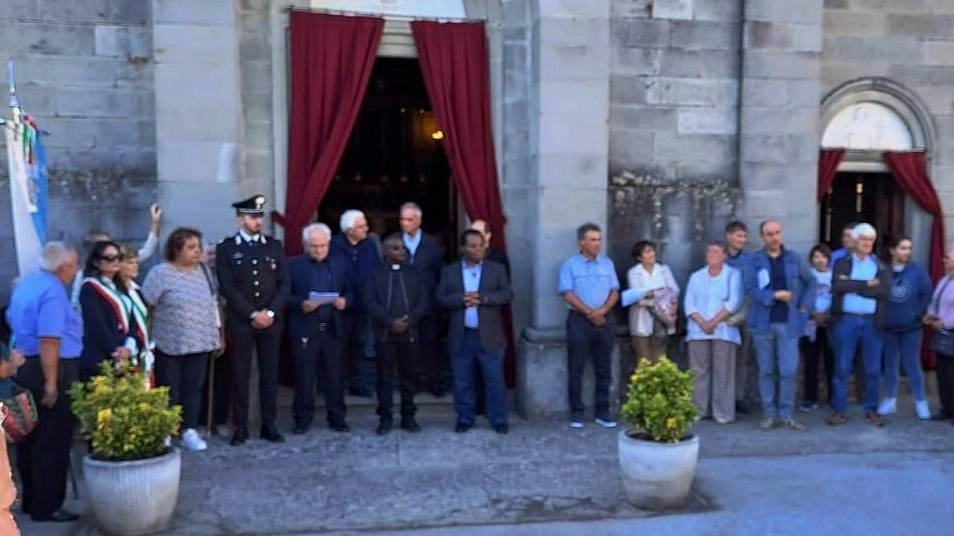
left=915, top=400, right=931, bottom=420
left=595, top=417, right=618, bottom=428
left=569, top=420, right=584, bottom=429
left=877, top=397, right=897, bottom=416
left=182, top=428, right=208, bottom=452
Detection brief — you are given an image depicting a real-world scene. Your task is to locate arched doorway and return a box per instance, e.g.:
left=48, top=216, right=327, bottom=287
left=819, top=79, right=934, bottom=265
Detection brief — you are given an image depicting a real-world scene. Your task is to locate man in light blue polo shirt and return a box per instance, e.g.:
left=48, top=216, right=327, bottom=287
left=6, top=242, right=83, bottom=523
left=829, top=223, right=890, bottom=427
left=558, top=223, right=620, bottom=429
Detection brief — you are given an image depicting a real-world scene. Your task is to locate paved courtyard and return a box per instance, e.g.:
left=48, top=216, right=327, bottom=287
left=18, top=395, right=954, bottom=536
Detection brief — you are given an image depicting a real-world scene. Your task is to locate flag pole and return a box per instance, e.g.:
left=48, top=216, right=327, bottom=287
left=7, top=61, right=20, bottom=127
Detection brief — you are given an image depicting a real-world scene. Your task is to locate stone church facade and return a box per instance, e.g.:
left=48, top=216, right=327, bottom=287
left=2, top=0, right=953, bottom=416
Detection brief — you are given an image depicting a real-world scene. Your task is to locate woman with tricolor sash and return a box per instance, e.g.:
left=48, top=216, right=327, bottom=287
left=119, top=245, right=156, bottom=388
left=78, top=241, right=139, bottom=381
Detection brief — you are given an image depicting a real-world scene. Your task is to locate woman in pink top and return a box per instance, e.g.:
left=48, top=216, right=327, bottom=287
left=923, top=246, right=954, bottom=425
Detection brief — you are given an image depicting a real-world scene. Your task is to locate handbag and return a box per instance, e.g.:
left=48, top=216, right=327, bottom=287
left=1, top=383, right=38, bottom=443
left=929, top=278, right=954, bottom=356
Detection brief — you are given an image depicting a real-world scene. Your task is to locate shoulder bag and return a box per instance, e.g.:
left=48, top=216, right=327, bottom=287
left=929, top=277, right=954, bottom=356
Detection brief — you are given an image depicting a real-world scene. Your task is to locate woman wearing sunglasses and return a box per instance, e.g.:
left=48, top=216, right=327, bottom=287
left=78, top=241, right=140, bottom=381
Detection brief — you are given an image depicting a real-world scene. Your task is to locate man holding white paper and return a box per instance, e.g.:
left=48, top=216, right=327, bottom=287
left=744, top=220, right=815, bottom=432
left=286, top=223, right=353, bottom=434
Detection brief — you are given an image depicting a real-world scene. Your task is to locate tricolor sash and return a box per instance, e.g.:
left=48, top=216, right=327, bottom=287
left=82, top=277, right=132, bottom=335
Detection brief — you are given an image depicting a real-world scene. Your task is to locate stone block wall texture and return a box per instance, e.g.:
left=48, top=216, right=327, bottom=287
left=822, top=0, right=954, bottom=240
left=0, top=0, right=156, bottom=300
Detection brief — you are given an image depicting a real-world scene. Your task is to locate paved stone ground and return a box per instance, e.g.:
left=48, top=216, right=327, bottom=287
left=19, top=397, right=954, bottom=536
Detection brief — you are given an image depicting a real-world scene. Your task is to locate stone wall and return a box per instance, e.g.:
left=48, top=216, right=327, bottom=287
left=0, top=0, right=156, bottom=299
left=822, top=0, right=954, bottom=236
left=608, top=0, right=744, bottom=282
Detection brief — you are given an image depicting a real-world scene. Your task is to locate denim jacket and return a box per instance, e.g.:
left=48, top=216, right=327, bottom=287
left=744, top=247, right=816, bottom=337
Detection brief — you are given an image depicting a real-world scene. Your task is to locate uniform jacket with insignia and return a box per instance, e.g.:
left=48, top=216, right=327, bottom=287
left=215, top=233, right=290, bottom=327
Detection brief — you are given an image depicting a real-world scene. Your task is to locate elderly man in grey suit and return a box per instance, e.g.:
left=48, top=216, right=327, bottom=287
left=436, top=229, right=513, bottom=434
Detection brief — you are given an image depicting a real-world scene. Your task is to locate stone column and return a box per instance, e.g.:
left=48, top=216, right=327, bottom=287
left=152, top=0, right=243, bottom=245
left=517, top=0, right=616, bottom=419
left=739, top=0, right=824, bottom=254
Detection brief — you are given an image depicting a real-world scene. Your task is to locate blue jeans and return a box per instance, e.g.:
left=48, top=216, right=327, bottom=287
left=452, top=330, right=508, bottom=427
left=752, top=323, right=799, bottom=420
left=832, top=315, right=883, bottom=413
left=882, top=329, right=926, bottom=401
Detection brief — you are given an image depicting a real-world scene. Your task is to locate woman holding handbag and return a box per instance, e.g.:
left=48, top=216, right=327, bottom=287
left=626, top=241, right=679, bottom=363
left=142, top=228, right=224, bottom=452
left=924, top=246, right=954, bottom=425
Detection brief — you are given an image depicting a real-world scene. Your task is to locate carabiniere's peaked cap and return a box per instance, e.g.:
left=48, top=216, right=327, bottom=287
left=232, top=194, right=267, bottom=216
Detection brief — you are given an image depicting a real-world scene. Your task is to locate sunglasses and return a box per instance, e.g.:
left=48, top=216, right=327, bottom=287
left=99, top=254, right=123, bottom=262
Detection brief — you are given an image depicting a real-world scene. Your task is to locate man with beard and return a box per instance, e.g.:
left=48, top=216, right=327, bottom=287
left=215, top=195, right=290, bottom=446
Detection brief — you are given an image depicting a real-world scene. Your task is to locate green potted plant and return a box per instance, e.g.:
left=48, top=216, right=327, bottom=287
left=70, top=362, right=182, bottom=536
left=618, top=357, right=699, bottom=509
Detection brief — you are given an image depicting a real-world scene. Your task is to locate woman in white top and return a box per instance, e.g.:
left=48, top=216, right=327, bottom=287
left=626, top=241, right=679, bottom=363
left=684, top=241, right=743, bottom=424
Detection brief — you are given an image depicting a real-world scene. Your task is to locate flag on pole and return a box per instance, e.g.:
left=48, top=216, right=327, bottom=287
left=5, top=118, right=47, bottom=276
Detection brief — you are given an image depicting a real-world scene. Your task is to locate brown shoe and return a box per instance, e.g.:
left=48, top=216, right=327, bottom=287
left=827, top=412, right=847, bottom=426
left=865, top=411, right=886, bottom=427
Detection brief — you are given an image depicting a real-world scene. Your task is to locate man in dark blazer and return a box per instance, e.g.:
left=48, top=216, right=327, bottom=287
left=287, top=223, right=354, bottom=433
left=436, top=230, right=513, bottom=434
left=365, top=234, right=431, bottom=435
left=216, top=195, right=290, bottom=446
left=399, top=202, right=448, bottom=396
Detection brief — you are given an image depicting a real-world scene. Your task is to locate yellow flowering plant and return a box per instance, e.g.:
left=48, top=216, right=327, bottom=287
left=70, top=361, right=181, bottom=461
left=620, top=357, right=697, bottom=443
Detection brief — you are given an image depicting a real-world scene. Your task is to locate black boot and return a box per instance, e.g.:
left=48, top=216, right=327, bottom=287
left=401, top=415, right=421, bottom=432
left=230, top=426, right=249, bottom=446
left=376, top=418, right=392, bottom=436
left=260, top=424, right=285, bottom=443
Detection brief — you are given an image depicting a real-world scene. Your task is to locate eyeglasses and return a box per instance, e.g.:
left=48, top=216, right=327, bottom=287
left=99, top=254, right=122, bottom=262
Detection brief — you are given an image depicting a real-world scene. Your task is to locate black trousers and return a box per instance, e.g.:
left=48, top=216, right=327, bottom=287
left=377, top=339, right=418, bottom=419
left=156, top=350, right=210, bottom=430
left=293, top=329, right=345, bottom=426
left=938, top=356, right=954, bottom=419
left=566, top=312, right=615, bottom=417
left=17, top=358, right=78, bottom=517
left=800, top=327, right=833, bottom=404
left=230, top=323, right=281, bottom=429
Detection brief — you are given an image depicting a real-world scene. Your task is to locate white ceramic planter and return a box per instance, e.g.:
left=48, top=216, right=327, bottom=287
left=83, top=448, right=182, bottom=536
left=617, top=430, right=699, bottom=509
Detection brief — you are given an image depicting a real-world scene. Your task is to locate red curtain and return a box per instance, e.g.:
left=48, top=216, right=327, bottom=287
left=275, top=11, right=384, bottom=255
left=411, top=21, right=515, bottom=386
left=883, top=151, right=946, bottom=369
left=817, top=149, right=846, bottom=202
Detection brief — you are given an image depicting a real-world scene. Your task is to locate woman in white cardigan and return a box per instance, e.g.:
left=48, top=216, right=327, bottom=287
left=684, top=241, right=743, bottom=424
left=626, top=240, right=679, bottom=363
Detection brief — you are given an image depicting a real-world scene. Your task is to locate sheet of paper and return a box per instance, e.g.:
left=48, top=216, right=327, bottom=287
left=309, top=291, right=339, bottom=305
left=620, top=288, right=646, bottom=308
left=757, top=269, right=770, bottom=289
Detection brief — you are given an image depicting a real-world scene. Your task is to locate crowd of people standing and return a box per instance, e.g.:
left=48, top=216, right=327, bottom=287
left=560, top=219, right=954, bottom=432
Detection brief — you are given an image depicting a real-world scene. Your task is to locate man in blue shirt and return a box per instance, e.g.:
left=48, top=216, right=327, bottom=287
left=745, top=220, right=814, bottom=432
left=6, top=242, right=82, bottom=523
left=724, top=220, right=756, bottom=414
left=829, top=223, right=890, bottom=426
left=558, top=223, right=620, bottom=429
left=829, top=222, right=856, bottom=268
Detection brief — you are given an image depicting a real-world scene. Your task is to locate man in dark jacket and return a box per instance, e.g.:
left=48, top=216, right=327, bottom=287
left=331, top=209, right=382, bottom=397
left=365, top=234, right=430, bottom=435
left=399, top=202, right=447, bottom=396
left=287, top=223, right=354, bottom=433
left=436, top=230, right=513, bottom=434
left=829, top=223, right=891, bottom=427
